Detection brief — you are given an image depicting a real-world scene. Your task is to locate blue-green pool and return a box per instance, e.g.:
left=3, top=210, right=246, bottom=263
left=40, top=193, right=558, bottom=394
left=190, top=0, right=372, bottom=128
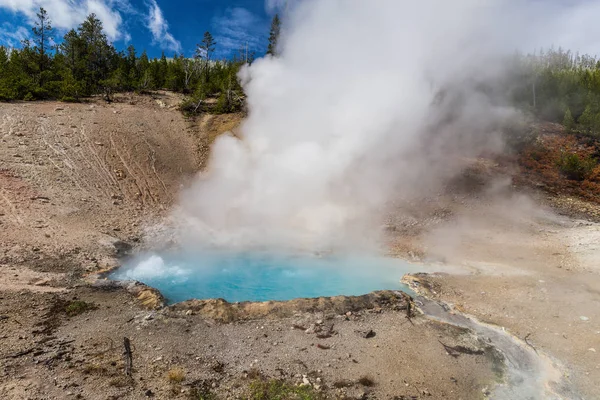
left=111, top=251, right=415, bottom=304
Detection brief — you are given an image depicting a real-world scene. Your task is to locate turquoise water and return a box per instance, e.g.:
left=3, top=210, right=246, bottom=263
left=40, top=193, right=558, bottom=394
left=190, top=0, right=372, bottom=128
left=110, top=251, right=415, bottom=304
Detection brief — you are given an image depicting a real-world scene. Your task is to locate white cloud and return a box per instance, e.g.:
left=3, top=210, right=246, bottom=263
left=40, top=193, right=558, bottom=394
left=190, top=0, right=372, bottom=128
left=0, top=0, right=131, bottom=41
left=0, top=23, right=30, bottom=48
left=212, top=7, right=266, bottom=57
left=146, top=0, right=181, bottom=53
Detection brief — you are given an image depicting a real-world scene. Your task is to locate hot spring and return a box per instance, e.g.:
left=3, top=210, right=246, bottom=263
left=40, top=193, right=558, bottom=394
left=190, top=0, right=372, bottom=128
left=111, top=251, right=417, bottom=304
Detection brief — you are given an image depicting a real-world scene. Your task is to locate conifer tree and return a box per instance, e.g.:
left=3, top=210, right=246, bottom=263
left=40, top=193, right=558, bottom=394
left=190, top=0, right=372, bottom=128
left=32, top=7, right=54, bottom=75
left=563, top=108, right=575, bottom=132
left=267, top=14, right=281, bottom=56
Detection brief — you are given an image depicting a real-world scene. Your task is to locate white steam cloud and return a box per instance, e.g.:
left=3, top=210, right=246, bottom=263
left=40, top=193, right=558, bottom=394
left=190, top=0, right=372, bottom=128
left=171, top=0, right=600, bottom=252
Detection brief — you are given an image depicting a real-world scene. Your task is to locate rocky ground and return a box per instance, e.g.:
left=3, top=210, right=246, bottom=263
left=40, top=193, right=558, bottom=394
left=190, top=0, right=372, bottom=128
left=1, top=95, right=599, bottom=399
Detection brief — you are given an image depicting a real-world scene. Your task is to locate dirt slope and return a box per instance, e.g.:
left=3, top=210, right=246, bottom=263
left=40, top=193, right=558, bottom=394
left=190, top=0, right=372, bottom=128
left=0, top=93, right=243, bottom=275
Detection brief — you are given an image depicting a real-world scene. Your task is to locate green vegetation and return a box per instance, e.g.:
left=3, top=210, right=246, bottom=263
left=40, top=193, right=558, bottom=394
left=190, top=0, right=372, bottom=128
left=267, top=14, right=281, bottom=56
left=65, top=300, right=96, bottom=316
left=4, top=7, right=600, bottom=136
left=511, top=48, right=600, bottom=136
left=557, top=151, right=597, bottom=181
left=248, top=379, right=320, bottom=400
left=0, top=7, right=274, bottom=114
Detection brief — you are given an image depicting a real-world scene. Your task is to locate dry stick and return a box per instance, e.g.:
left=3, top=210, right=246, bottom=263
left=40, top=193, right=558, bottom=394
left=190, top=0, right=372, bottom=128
left=7, top=348, right=34, bottom=359
left=401, top=292, right=415, bottom=326
left=123, top=337, right=133, bottom=377
left=524, top=333, right=539, bottom=355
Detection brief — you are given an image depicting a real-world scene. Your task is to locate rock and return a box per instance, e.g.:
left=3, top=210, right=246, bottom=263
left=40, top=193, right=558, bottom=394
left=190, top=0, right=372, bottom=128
left=144, top=389, right=154, bottom=397
left=580, top=316, right=590, bottom=321
left=358, top=329, right=376, bottom=339
left=55, top=107, right=64, bottom=111
left=301, top=375, right=310, bottom=386
left=33, top=279, right=51, bottom=287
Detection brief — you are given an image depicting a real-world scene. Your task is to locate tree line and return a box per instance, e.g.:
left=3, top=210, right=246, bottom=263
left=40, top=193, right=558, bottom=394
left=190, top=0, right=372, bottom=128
left=507, top=48, right=600, bottom=137
left=5, top=8, right=600, bottom=135
left=0, top=8, right=282, bottom=114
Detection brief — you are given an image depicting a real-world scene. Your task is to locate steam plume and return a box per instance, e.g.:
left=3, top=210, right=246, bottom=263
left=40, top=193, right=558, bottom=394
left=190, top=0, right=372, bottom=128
left=172, top=0, right=600, bottom=252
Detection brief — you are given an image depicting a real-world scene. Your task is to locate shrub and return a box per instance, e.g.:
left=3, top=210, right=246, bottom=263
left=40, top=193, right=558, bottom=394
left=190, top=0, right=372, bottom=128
left=557, top=152, right=597, bottom=181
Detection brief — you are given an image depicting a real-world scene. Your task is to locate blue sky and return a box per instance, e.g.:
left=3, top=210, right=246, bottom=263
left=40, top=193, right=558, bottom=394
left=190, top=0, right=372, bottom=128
left=0, top=0, right=281, bottom=58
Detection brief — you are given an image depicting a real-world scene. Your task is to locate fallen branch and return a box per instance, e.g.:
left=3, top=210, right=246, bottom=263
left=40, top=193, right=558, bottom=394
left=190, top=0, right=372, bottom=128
left=7, top=348, right=34, bottom=359
left=524, top=333, right=539, bottom=355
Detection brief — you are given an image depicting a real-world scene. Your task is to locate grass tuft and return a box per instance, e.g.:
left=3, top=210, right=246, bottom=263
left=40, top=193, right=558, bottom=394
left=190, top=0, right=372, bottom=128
left=65, top=300, right=96, bottom=317
left=248, top=379, right=320, bottom=400
left=167, top=367, right=186, bottom=383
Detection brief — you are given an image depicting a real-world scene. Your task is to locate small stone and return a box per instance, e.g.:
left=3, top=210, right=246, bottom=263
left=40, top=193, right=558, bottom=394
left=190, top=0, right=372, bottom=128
left=580, top=316, right=590, bottom=321
left=589, top=348, right=596, bottom=352
left=301, top=376, right=310, bottom=386
left=345, top=312, right=352, bottom=317
left=185, top=310, right=193, bottom=316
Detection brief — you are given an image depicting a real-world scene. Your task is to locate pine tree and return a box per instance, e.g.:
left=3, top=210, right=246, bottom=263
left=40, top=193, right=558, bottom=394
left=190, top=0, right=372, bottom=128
left=563, top=107, right=575, bottom=132
left=32, top=7, right=54, bottom=75
left=197, top=32, right=216, bottom=61
left=158, top=52, right=168, bottom=88
left=196, top=31, right=216, bottom=82
left=267, top=14, right=281, bottom=56
left=61, top=30, right=82, bottom=71
left=78, top=13, right=115, bottom=94
left=579, top=104, right=593, bottom=131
